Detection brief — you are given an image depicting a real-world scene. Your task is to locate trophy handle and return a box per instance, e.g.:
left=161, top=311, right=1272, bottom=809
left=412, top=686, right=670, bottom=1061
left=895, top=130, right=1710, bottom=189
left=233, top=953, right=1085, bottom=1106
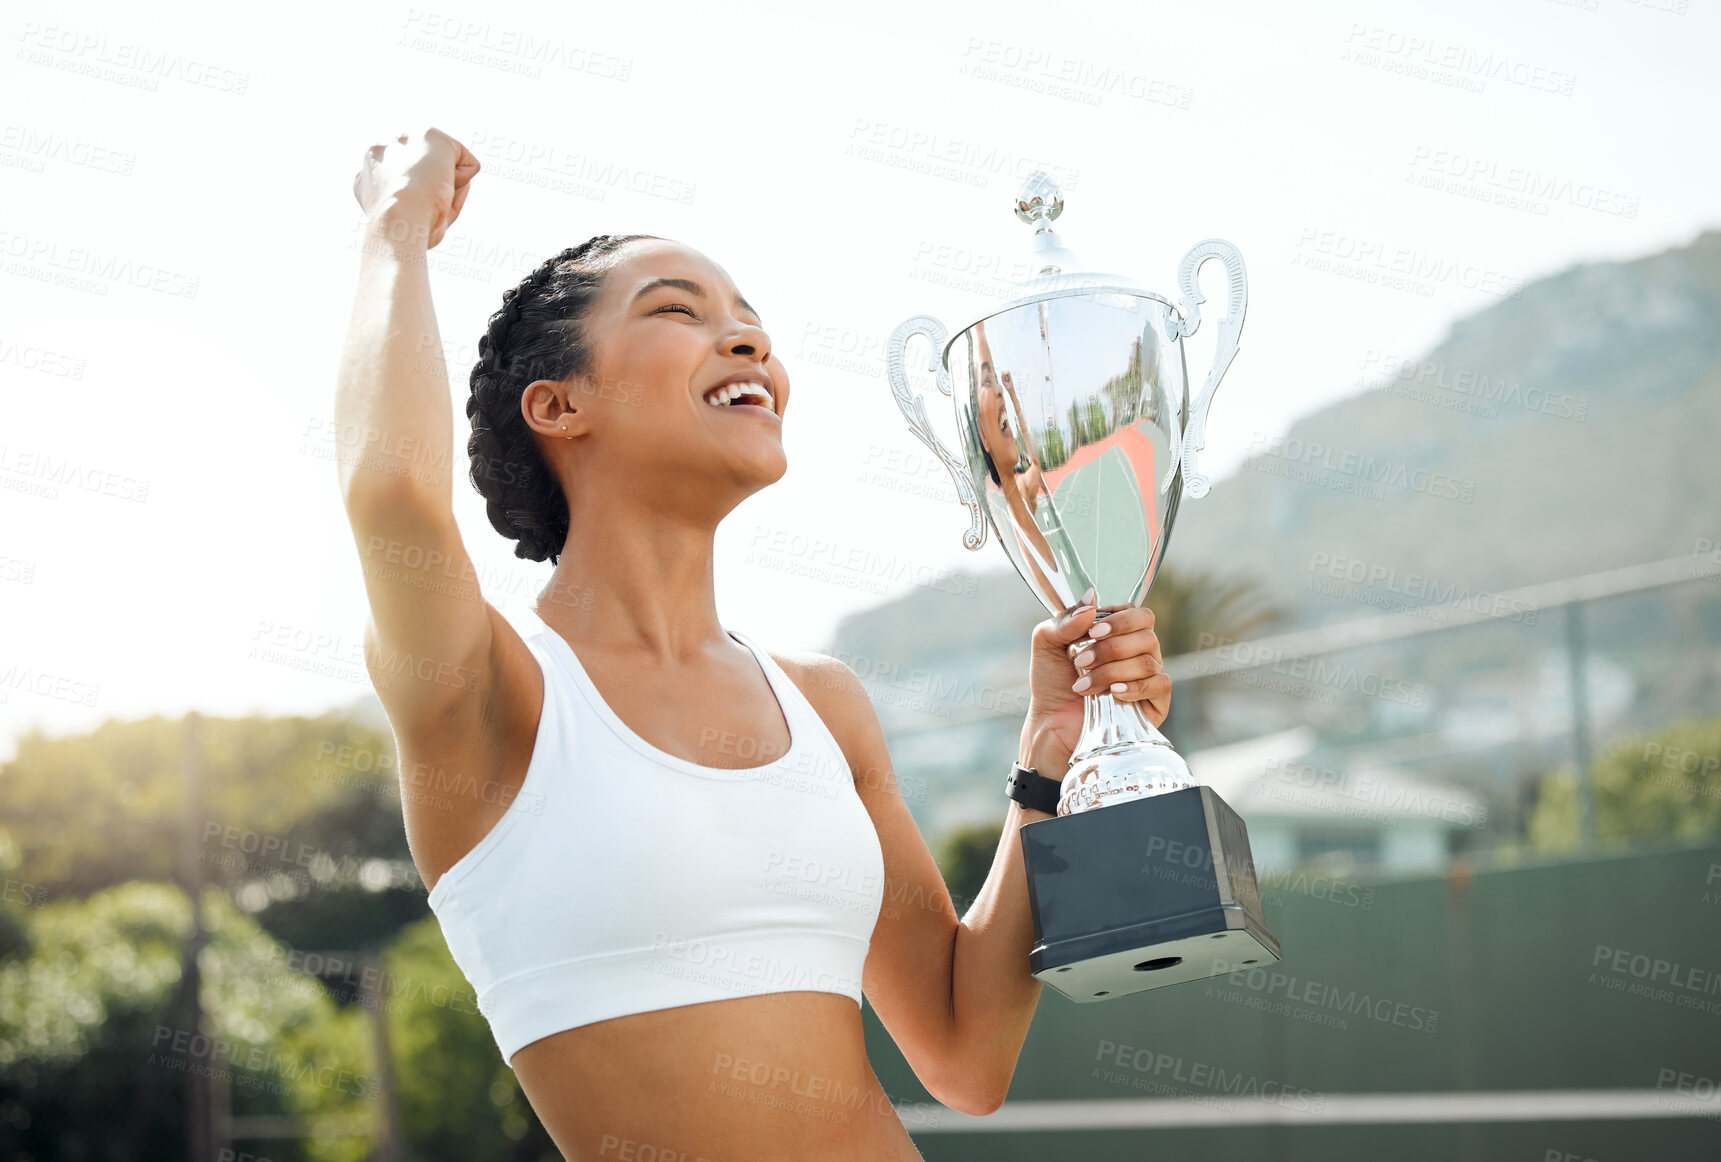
left=886, top=315, right=988, bottom=551
left=1169, top=240, right=1247, bottom=499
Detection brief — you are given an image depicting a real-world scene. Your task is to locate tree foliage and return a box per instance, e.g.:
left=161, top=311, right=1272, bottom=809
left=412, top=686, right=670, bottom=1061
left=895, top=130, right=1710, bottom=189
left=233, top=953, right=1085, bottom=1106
left=0, top=712, right=429, bottom=958
left=0, top=713, right=400, bottom=901
left=936, top=822, right=1002, bottom=915
left=1529, top=714, right=1721, bottom=851
left=0, top=882, right=379, bottom=1162
left=1145, top=563, right=1282, bottom=658
left=383, top=916, right=554, bottom=1160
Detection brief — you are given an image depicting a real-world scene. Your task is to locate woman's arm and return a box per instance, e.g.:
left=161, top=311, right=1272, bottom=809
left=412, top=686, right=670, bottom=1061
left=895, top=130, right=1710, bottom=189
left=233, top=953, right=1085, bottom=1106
left=938, top=600, right=1170, bottom=1111
left=335, top=129, right=497, bottom=736
left=790, top=601, right=1170, bottom=1115
left=336, top=131, right=477, bottom=507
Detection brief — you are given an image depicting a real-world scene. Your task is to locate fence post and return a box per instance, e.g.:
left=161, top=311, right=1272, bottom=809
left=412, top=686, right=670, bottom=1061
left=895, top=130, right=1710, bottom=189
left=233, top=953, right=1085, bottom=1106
left=1564, top=602, right=1596, bottom=852
left=179, top=711, right=225, bottom=1160
left=362, top=950, right=406, bottom=1160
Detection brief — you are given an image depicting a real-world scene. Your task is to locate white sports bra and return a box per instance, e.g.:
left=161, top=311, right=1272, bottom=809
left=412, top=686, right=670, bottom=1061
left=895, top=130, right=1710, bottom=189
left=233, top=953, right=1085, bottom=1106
left=425, top=614, right=886, bottom=1065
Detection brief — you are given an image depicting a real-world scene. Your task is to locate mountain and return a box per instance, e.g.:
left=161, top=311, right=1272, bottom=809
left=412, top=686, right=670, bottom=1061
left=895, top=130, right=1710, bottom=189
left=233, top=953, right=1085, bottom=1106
left=1168, top=229, right=1721, bottom=622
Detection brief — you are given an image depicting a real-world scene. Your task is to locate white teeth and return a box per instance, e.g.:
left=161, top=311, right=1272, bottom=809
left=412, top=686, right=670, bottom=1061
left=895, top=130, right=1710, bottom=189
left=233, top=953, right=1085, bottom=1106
left=705, top=381, right=773, bottom=408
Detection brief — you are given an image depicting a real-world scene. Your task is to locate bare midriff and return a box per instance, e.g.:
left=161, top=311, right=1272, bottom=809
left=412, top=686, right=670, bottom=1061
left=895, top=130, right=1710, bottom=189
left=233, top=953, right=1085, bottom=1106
left=508, top=990, right=927, bottom=1161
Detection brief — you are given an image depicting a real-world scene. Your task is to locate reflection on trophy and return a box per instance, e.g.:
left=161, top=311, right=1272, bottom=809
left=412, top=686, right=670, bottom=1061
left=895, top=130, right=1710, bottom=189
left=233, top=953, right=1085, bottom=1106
left=885, top=171, right=1282, bottom=1001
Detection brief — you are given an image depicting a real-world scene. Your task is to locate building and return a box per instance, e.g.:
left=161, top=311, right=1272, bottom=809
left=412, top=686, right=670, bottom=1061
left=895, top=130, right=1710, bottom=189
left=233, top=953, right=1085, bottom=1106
left=1190, top=726, right=1487, bottom=876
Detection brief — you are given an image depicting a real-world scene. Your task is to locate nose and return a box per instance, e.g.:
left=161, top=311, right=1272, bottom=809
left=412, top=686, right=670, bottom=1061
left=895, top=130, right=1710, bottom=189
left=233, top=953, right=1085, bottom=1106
left=723, top=318, right=771, bottom=362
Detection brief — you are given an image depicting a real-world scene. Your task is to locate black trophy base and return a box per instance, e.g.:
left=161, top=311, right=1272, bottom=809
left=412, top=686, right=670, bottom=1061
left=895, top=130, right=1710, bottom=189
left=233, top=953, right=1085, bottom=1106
left=1019, top=784, right=1282, bottom=1003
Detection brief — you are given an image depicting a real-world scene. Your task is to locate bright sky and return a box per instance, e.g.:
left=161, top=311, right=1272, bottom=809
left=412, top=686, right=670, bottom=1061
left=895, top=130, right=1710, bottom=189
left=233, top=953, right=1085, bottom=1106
left=2, top=0, right=1715, bottom=760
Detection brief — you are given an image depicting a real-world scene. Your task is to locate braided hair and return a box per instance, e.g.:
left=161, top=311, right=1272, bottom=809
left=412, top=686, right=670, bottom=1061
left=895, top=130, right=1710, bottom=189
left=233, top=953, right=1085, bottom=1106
left=466, top=234, right=659, bottom=564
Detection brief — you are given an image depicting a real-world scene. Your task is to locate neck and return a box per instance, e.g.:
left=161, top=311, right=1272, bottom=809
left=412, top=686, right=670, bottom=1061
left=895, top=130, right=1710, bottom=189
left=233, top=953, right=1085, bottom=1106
left=534, top=492, right=726, bottom=661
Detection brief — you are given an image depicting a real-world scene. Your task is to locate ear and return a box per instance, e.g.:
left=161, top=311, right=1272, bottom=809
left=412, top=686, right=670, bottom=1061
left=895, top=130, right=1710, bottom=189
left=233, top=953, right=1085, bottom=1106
left=521, top=377, right=591, bottom=440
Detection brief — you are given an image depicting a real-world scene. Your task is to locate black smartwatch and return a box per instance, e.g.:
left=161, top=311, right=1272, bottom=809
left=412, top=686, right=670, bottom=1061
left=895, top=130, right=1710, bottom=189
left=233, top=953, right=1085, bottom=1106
left=1005, top=762, right=1063, bottom=815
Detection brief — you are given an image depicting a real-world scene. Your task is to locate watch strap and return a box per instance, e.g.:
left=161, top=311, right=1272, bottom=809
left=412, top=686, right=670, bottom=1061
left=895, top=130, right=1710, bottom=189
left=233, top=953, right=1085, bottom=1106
left=1006, top=762, right=1063, bottom=815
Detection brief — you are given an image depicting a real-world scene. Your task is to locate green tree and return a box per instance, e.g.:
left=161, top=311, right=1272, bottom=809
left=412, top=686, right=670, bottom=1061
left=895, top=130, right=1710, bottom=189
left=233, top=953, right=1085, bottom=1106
left=383, top=916, right=553, bottom=1160
left=1098, top=335, right=1147, bottom=428
left=0, top=882, right=378, bottom=1162
left=0, top=712, right=428, bottom=954
left=1146, top=563, right=1282, bottom=658
left=1528, top=714, right=1721, bottom=851
left=936, top=822, right=1002, bottom=915
left=1148, top=563, right=1283, bottom=744
left=0, top=713, right=398, bottom=900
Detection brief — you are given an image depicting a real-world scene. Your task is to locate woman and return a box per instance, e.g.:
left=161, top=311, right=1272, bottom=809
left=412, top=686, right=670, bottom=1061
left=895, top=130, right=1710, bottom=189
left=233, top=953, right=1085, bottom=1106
left=338, top=128, right=1172, bottom=1160
left=972, top=322, right=1063, bottom=603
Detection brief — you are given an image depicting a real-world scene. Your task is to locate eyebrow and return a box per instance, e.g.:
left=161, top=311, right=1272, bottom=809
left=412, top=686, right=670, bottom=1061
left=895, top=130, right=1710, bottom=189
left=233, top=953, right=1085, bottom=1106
left=631, top=277, right=762, bottom=324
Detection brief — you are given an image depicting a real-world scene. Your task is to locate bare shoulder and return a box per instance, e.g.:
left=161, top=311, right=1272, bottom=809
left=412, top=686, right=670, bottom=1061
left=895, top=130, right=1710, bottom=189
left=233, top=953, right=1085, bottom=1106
left=766, top=649, right=900, bottom=802
left=768, top=649, right=870, bottom=729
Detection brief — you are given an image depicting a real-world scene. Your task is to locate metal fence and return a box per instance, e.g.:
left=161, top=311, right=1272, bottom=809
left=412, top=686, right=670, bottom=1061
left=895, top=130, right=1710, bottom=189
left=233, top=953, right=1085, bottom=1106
left=876, top=553, right=1721, bottom=870
left=1160, top=553, right=1721, bottom=864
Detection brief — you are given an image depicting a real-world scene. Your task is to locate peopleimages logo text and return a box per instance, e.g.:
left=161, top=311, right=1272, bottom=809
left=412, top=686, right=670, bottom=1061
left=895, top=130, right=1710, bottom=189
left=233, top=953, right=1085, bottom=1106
left=1247, top=433, right=1477, bottom=502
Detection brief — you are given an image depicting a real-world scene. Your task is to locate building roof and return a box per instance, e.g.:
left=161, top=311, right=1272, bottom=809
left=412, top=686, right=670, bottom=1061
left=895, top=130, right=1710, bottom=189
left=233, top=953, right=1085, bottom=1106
left=1189, top=727, right=1486, bottom=829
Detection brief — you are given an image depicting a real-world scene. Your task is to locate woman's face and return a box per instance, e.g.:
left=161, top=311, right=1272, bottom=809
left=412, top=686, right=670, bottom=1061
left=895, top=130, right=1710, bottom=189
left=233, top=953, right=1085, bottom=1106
left=973, top=325, right=1021, bottom=474
left=547, top=238, right=791, bottom=503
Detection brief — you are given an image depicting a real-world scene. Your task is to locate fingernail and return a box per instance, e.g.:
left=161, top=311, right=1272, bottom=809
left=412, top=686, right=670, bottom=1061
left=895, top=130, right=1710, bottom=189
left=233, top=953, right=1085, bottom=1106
left=1072, top=649, right=1095, bottom=668
left=1072, top=675, right=1091, bottom=693
left=1090, top=620, right=1111, bottom=638
left=1109, top=682, right=1128, bottom=694
left=1080, top=586, right=1096, bottom=607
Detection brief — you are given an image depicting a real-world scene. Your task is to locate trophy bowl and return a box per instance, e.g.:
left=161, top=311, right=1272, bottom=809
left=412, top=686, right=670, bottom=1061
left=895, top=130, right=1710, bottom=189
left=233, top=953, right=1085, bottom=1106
left=884, top=171, right=1281, bottom=1000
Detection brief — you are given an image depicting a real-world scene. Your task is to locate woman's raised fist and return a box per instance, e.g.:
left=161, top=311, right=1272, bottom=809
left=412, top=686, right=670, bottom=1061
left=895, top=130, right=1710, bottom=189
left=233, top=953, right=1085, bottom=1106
left=351, top=128, right=480, bottom=250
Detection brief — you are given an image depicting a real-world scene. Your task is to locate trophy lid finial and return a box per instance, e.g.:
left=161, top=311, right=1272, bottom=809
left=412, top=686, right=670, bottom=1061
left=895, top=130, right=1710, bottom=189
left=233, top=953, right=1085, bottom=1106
left=1014, top=171, right=1064, bottom=230
left=1014, top=170, right=1080, bottom=275
left=944, top=167, right=1177, bottom=355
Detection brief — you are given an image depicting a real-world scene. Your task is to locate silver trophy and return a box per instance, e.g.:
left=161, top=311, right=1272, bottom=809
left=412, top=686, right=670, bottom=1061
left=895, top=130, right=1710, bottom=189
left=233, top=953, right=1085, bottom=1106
left=885, top=171, right=1280, bottom=1001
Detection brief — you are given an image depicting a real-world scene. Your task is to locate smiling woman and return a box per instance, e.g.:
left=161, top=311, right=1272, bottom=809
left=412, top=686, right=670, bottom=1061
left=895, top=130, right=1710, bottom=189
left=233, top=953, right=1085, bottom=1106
left=334, top=127, right=1171, bottom=1160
